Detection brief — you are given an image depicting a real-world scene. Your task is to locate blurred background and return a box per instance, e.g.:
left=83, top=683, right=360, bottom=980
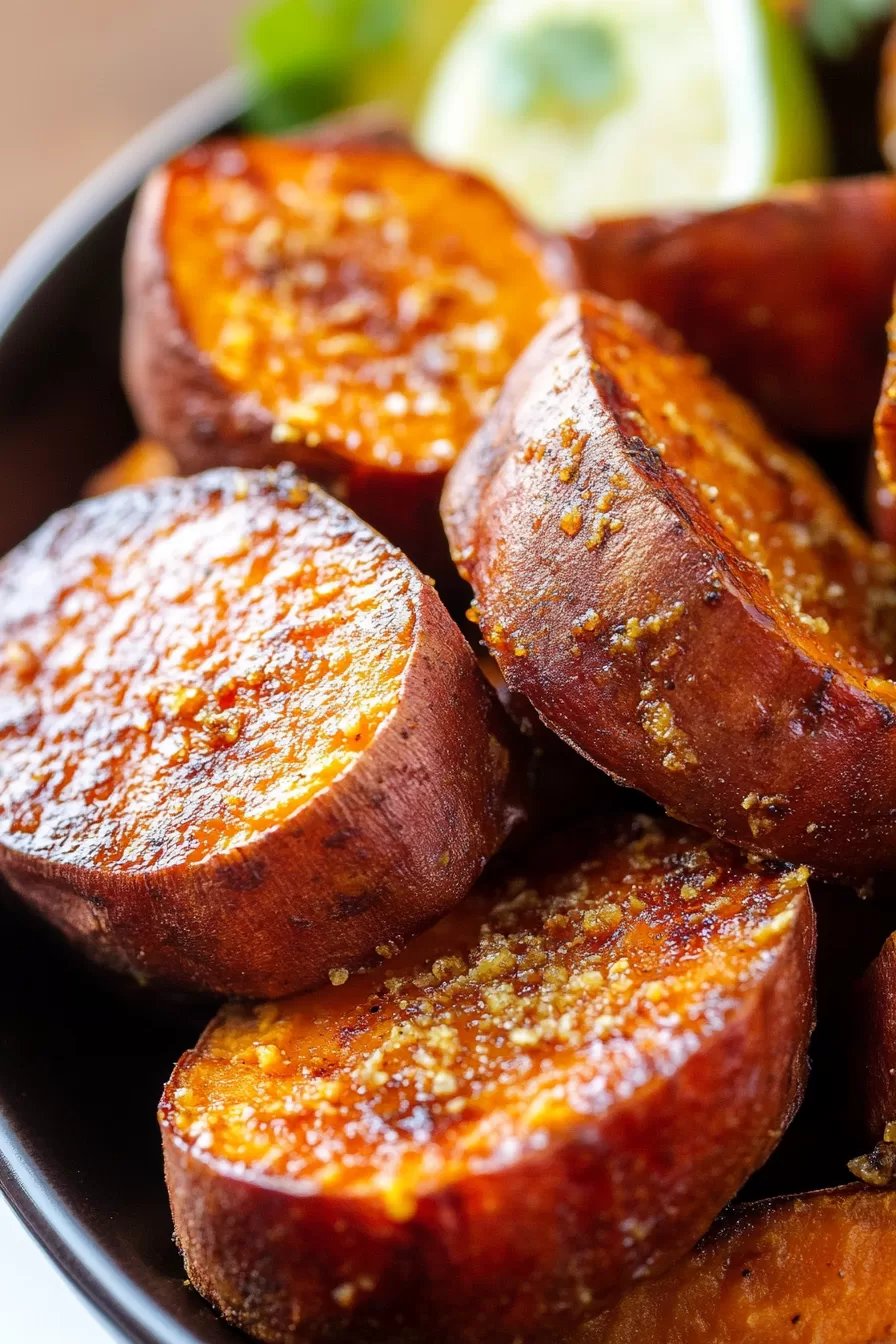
left=0, top=0, right=244, bottom=264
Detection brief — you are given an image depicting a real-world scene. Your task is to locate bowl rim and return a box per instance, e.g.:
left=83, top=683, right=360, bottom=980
left=0, top=67, right=245, bottom=1344
left=0, top=68, right=244, bottom=351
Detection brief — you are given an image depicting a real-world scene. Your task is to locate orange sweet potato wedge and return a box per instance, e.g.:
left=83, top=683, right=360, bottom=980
left=443, top=292, right=896, bottom=878
left=161, top=816, right=814, bottom=1344
left=0, top=465, right=521, bottom=997
left=573, top=1185, right=896, bottom=1344
left=122, top=138, right=575, bottom=571
left=83, top=438, right=180, bottom=496
left=569, top=178, right=896, bottom=438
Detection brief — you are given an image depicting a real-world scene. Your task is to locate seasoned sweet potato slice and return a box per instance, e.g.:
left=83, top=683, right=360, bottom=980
left=161, top=817, right=814, bottom=1344
left=444, top=293, right=896, bottom=877
left=83, top=438, right=179, bottom=496
left=0, top=466, right=520, bottom=997
left=574, top=1185, right=896, bottom=1344
left=122, top=138, right=574, bottom=569
left=569, top=178, right=896, bottom=438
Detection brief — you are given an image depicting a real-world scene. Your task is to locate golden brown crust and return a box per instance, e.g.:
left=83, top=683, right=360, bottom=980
left=82, top=438, right=180, bottom=496
left=573, top=1185, right=896, bottom=1344
left=161, top=816, right=814, bottom=1342
left=443, top=292, right=896, bottom=878
left=122, top=137, right=576, bottom=573
left=0, top=466, right=521, bottom=996
left=570, top=178, right=896, bottom=438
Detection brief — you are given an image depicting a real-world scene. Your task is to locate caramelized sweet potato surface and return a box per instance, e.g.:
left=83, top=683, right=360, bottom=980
left=443, top=292, right=896, bottom=876
left=574, top=1186, right=896, bottom=1344
left=83, top=438, right=180, bottom=496
left=0, top=465, right=519, bottom=996
left=162, top=816, right=814, bottom=1343
left=123, top=138, right=574, bottom=569
left=569, top=178, right=896, bottom=438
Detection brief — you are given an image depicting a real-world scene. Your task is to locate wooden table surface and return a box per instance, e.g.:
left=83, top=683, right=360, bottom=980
left=0, top=0, right=245, bottom=264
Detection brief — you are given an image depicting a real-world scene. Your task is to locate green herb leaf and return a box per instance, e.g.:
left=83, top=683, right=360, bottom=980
left=239, top=0, right=407, bottom=130
left=806, top=0, right=892, bottom=59
left=491, top=19, right=625, bottom=122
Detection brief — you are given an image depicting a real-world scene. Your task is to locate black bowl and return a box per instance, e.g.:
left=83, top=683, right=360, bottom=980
left=0, top=70, right=254, bottom=1344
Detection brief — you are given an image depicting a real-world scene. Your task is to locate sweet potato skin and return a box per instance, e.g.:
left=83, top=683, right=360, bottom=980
left=574, top=1186, right=896, bottom=1344
left=122, top=139, right=575, bottom=574
left=0, top=468, right=522, bottom=997
left=161, top=819, right=814, bottom=1343
left=569, top=178, right=896, bottom=438
left=443, top=293, right=896, bottom=878
left=856, top=932, right=896, bottom=1142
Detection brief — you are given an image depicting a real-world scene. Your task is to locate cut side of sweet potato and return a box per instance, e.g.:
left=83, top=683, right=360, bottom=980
left=0, top=465, right=520, bottom=997
left=82, top=438, right=180, bottom=496
left=161, top=816, right=814, bottom=1344
left=443, top=292, right=896, bottom=877
left=122, top=138, right=575, bottom=571
left=569, top=178, right=896, bottom=438
left=574, top=1185, right=896, bottom=1344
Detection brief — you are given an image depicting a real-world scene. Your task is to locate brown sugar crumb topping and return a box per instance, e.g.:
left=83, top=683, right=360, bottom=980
left=165, top=140, right=566, bottom=477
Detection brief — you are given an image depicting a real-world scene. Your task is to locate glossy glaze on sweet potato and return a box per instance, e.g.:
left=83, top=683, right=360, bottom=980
left=0, top=465, right=520, bottom=997
left=443, top=292, right=896, bottom=877
left=122, top=138, right=575, bottom=571
left=161, top=816, right=814, bottom=1343
left=83, top=438, right=180, bottom=496
left=569, top=178, right=896, bottom=438
left=574, top=1185, right=896, bottom=1344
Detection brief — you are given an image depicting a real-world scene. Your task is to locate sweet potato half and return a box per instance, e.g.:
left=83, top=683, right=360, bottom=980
left=161, top=816, right=814, bottom=1344
left=574, top=1185, right=896, bottom=1344
left=569, top=177, right=896, bottom=438
left=444, top=292, right=896, bottom=877
left=0, top=465, right=520, bottom=997
left=122, top=137, right=574, bottom=570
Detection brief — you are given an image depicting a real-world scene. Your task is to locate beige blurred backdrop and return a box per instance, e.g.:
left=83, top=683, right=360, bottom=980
left=0, top=0, right=246, bottom=263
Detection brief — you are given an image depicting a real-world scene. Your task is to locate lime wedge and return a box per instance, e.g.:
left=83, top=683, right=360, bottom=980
left=417, top=0, right=829, bottom=229
left=352, top=0, right=479, bottom=115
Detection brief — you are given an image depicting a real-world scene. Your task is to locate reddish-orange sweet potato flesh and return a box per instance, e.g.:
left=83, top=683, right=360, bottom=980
left=0, top=466, right=520, bottom=997
left=83, top=438, right=180, bottom=496
left=161, top=816, right=814, bottom=1343
left=122, top=138, right=575, bottom=570
left=573, top=1185, right=896, bottom=1344
left=443, top=292, right=896, bottom=877
left=569, top=177, right=896, bottom=438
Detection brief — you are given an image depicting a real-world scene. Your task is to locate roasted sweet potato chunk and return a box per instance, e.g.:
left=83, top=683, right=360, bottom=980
left=122, top=138, right=574, bottom=569
left=569, top=178, right=896, bottom=438
left=83, top=438, right=179, bottom=496
left=444, top=293, right=896, bottom=877
left=0, top=466, right=520, bottom=997
left=574, top=1186, right=896, bottom=1344
left=161, top=817, right=814, bottom=1343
